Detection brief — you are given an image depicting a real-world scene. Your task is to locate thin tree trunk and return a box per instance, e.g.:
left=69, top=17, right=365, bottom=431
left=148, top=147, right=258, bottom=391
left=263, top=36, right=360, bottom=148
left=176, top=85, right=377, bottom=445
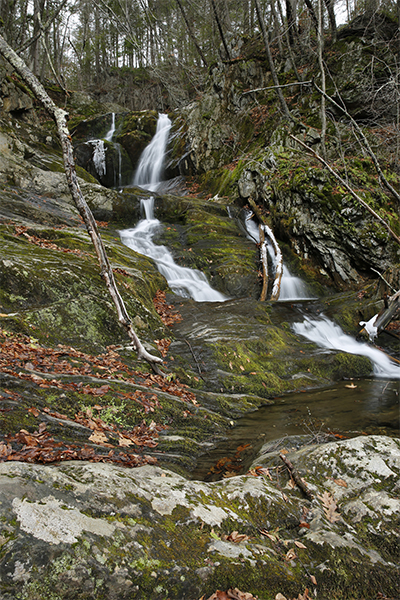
left=317, top=0, right=327, bottom=158
left=175, top=0, right=208, bottom=66
left=254, top=0, right=291, bottom=119
left=210, top=0, right=231, bottom=60
left=323, top=0, right=337, bottom=41
left=0, top=34, right=164, bottom=373
left=303, top=0, right=318, bottom=32
left=276, top=0, right=302, bottom=81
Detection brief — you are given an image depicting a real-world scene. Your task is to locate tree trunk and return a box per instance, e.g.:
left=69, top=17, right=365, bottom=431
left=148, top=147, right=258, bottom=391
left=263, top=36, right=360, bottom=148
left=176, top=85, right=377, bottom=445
left=254, top=0, right=291, bottom=119
left=175, top=0, right=208, bottom=66
left=0, top=33, right=164, bottom=373
left=209, top=0, right=231, bottom=60
left=317, top=0, right=327, bottom=158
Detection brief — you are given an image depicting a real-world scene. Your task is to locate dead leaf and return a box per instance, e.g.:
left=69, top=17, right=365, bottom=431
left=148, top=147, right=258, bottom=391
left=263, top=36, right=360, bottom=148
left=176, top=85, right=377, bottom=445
left=345, top=383, right=357, bottom=388
left=275, top=595, right=287, bottom=600
left=285, top=548, right=297, bottom=561
left=333, top=478, right=348, bottom=487
left=28, top=407, right=40, bottom=417
left=118, top=435, right=134, bottom=447
left=88, top=430, right=109, bottom=445
left=294, top=540, right=307, bottom=549
left=310, top=575, right=317, bottom=585
left=226, top=531, right=250, bottom=543
left=318, top=491, right=341, bottom=523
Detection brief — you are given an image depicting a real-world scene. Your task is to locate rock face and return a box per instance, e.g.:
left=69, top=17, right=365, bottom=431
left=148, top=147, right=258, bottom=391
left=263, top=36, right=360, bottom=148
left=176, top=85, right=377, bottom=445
left=0, top=435, right=399, bottom=599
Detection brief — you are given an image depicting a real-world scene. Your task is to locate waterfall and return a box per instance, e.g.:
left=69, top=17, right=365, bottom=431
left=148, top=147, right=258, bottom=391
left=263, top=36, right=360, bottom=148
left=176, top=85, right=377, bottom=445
left=293, top=315, right=400, bottom=378
left=133, top=114, right=172, bottom=192
left=120, top=114, right=227, bottom=302
left=105, top=113, right=115, bottom=142
left=120, top=199, right=227, bottom=302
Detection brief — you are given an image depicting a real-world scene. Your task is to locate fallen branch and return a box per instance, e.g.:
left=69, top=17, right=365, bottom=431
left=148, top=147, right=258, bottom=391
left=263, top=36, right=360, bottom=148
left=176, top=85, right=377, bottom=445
left=0, top=34, right=163, bottom=374
left=259, top=224, right=269, bottom=302
left=242, top=81, right=312, bottom=96
left=289, top=134, right=400, bottom=246
left=264, top=224, right=283, bottom=301
left=280, top=453, right=314, bottom=501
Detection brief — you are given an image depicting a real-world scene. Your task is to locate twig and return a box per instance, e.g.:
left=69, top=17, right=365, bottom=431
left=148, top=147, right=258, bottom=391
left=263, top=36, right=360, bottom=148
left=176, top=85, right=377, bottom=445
left=184, top=339, right=204, bottom=378
left=242, top=81, right=312, bottom=96
left=280, top=453, right=314, bottom=500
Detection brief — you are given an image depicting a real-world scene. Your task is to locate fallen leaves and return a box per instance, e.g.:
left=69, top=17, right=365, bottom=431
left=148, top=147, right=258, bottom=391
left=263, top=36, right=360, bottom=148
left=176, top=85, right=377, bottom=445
left=153, top=290, right=182, bottom=326
left=0, top=418, right=159, bottom=468
left=318, top=490, right=341, bottom=523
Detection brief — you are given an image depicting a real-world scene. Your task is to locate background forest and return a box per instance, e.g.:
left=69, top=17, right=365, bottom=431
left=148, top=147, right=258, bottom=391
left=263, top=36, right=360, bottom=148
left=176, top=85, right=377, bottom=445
left=0, top=0, right=399, bottom=114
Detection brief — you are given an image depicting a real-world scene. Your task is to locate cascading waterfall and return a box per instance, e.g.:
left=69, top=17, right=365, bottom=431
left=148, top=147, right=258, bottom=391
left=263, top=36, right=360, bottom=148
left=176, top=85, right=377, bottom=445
left=120, top=115, right=227, bottom=302
left=293, top=315, right=400, bottom=378
left=244, top=211, right=399, bottom=377
left=105, top=113, right=115, bottom=142
left=133, top=114, right=172, bottom=192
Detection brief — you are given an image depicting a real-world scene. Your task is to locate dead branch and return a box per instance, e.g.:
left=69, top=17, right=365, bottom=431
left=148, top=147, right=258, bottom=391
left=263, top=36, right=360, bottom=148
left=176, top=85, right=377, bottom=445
left=264, top=224, right=283, bottom=301
left=289, top=134, right=400, bottom=246
left=242, top=81, right=312, bottom=96
left=0, top=34, right=163, bottom=373
left=259, top=224, right=269, bottom=302
left=280, top=453, right=314, bottom=500
left=313, top=82, right=400, bottom=204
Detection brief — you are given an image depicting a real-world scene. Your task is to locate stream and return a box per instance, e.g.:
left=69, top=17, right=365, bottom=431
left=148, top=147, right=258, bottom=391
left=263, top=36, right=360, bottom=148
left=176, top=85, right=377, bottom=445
left=114, top=114, right=399, bottom=476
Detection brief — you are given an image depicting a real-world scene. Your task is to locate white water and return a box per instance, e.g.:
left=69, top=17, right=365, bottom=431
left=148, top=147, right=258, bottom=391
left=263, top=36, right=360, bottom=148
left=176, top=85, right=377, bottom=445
left=120, top=198, right=227, bottom=302
left=293, top=315, right=400, bottom=378
left=244, top=211, right=311, bottom=301
left=92, top=140, right=106, bottom=178
left=120, top=114, right=227, bottom=302
left=133, top=114, right=172, bottom=192
left=105, top=113, right=115, bottom=142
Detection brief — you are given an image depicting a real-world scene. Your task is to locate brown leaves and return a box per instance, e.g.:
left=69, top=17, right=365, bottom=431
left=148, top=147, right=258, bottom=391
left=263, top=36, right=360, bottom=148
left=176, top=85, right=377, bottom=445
left=153, top=290, right=182, bottom=326
left=14, top=225, right=90, bottom=256
left=318, top=491, right=341, bottom=523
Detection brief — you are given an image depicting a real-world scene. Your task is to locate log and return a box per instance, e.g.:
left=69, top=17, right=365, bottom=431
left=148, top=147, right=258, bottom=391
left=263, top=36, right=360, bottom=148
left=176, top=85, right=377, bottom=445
left=0, top=34, right=164, bottom=373
left=359, top=290, right=400, bottom=341
left=264, top=224, right=283, bottom=301
left=259, top=224, right=269, bottom=302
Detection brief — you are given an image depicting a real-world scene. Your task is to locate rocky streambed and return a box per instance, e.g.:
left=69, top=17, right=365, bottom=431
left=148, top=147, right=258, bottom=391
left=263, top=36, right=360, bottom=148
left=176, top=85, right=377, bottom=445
left=0, top=56, right=400, bottom=598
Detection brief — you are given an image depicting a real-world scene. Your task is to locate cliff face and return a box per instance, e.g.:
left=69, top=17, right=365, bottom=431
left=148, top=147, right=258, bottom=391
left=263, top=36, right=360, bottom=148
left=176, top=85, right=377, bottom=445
left=175, top=21, right=400, bottom=291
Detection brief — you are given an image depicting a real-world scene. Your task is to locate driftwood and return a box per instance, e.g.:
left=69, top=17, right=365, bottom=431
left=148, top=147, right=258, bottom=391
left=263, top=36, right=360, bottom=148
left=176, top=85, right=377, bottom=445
left=259, top=224, right=269, bottom=302
left=0, top=34, right=164, bottom=373
left=248, top=198, right=283, bottom=301
left=280, top=453, right=314, bottom=501
left=290, top=134, right=400, bottom=246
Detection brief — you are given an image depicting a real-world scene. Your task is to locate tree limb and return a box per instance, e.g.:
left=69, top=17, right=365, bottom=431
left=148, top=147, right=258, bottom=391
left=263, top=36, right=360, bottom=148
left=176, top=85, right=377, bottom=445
left=289, top=134, right=400, bottom=246
left=313, top=82, right=400, bottom=204
left=0, top=34, right=164, bottom=373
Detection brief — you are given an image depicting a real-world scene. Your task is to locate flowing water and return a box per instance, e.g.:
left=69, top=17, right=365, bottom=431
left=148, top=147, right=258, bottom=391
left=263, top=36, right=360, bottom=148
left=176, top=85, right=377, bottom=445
left=120, top=114, right=227, bottom=302
left=133, top=113, right=172, bottom=192
left=118, top=114, right=399, bottom=476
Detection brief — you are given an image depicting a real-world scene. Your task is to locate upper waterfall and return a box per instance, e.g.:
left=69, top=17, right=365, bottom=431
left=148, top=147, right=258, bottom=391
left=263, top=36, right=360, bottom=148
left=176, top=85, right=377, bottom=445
left=133, top=114, right=172, bottom=192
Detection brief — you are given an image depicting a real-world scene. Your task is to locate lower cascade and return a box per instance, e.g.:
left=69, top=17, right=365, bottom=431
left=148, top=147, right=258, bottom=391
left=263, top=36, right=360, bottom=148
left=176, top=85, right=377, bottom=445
left=293, top=314, right=400, bottom=378
left=120, top=198, right=227, bottom=302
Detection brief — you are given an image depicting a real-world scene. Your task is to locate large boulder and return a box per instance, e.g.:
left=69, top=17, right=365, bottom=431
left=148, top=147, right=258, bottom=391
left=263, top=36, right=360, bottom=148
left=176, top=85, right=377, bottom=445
left=0, top=435, right=398, bottom=599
